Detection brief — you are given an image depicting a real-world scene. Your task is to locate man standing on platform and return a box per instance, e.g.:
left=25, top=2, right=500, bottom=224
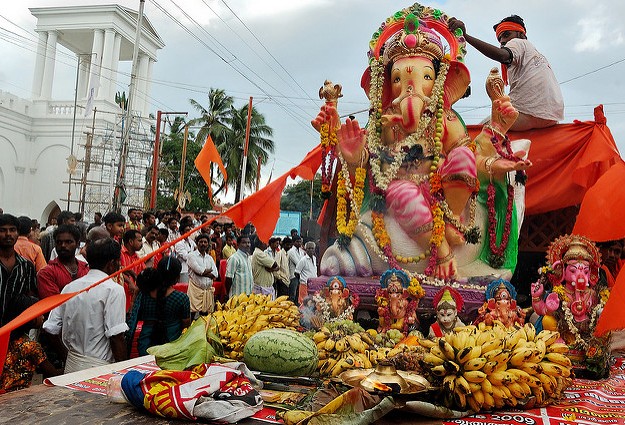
left=43, top=238, right=128, bottom=373
left=225, top=235, right=253, bottom=298
left=0, top=214, right=37, bottom=326
left=187, top=234, right=218, bottom=317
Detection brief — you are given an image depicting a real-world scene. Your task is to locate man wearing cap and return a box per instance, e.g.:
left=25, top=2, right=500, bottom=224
left=448, top=15, right=563, bottom=131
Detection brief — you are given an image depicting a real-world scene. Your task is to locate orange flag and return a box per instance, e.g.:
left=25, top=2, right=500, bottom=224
left=194, top=135, right=228, bottom=199
left=223, top=145, right=321, bottom=242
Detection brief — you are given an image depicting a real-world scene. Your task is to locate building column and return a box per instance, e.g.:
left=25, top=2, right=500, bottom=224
left=136, top=54, right=149, bottom=116
left=31, top=31, right=47, bottom=98
left=109, top=33, right=122, bottom=101
left=77, top=55, right=90, bottom=100
left=144, top=58, right=154, bottom=116
left=87, top=29, right=104, bottom=99
left=98, top=29, right=116, bottom=101
left=40, top=30, right=58, bottom=100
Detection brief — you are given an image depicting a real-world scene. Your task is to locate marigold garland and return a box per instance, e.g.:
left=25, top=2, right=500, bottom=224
left=320, top=123, right=338, bottom=196
left=335, top=162, right=366, bottom=240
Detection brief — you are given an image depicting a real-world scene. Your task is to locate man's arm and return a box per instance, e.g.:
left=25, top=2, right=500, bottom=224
left=109, top=333, right=127, bottom=363
left=448, top=18, right=511, bottom=64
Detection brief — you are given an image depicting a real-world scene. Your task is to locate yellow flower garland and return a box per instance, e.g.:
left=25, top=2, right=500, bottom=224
left=336, top=166, right=366, bottom=238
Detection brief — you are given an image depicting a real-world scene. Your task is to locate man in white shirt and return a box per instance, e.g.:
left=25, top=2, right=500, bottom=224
left=187, top=233, right=218, bottom=316
left=43, top=238, right=128, bottom=374
left=448, top=15, right=563, bottom=131
left=138, top=225, right=160, bottom=267
left=266, top=237, right=290, bottom=297
left=294, top=241, right=318, bottom=304
left=287, top=237, right=306, bottom=280
left=174, top=222, right=196, bottom=283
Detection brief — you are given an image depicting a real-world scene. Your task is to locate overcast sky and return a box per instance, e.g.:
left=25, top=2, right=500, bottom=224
left=2, top=0, right=625, bottom=202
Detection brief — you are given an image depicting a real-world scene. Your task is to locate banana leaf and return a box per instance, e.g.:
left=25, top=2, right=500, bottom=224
left=147, top=316, right=223, bottom=370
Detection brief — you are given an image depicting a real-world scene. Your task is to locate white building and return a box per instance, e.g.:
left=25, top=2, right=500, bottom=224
left=0, top=4, right=164, bottom=224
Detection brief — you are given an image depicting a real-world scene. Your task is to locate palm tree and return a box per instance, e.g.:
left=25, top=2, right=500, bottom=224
left=188, top=88, right=234, bottom=199
left=219, top=103, right=274, bottom=203
left=188, top=88, right=234, bottom=145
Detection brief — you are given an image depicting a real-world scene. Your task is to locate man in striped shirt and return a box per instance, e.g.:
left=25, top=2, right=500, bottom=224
left=0, top=214, right=37, bottom=326
left=225, top=235, right=253, bottom=298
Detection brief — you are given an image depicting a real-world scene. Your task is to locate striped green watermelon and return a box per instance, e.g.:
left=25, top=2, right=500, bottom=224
left=243, top=328, right=318, bottom=376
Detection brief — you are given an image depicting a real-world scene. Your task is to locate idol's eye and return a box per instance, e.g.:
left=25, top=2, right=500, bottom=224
left=393, top=76, right=401, bottom=83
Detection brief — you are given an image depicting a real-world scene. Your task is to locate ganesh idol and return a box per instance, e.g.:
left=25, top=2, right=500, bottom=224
left=532, top=235, right=609, bottom=341
left=312, top=3, right=531, bottom=280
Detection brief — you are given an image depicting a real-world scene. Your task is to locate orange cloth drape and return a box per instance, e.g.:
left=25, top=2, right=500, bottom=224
left=467, top=106, right=621, bottom=215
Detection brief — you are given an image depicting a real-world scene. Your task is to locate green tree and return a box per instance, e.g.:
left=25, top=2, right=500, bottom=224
left=188, top=88, right=234, bottom=144
left=280, top=174, right=323, bottom=221
left=157, top=116, right=213, bottom=211
left=219, top=103, right=274, bottom=203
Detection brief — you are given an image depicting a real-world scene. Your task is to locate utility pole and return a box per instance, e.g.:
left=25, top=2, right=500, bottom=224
left=149, top=111, right=187, bottom=209
left=79, top=107, right=97, bottom=215
left=113, top=0, right=145, bottom=212
left=239, top=96, right=253, bottom=201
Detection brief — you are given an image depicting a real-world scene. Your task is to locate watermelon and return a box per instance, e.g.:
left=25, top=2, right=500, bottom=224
left=243, top=328, right=318, bottom=376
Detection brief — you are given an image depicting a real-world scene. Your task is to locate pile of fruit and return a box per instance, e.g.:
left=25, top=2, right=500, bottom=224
left=210, top=293, right=300, bottom=360
left=312, top=320, right=378, bottom=376
left=421, top=322, right=572, bottom=412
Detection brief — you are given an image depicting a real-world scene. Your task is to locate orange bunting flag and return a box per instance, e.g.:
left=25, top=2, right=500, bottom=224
left=194, top=135, right=228, bottom=199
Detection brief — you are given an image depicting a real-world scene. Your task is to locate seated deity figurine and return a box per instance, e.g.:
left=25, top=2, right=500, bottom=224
left=534, top=235, right=609, bottom=338
left=312, top=3, right=532, bottom=281
left=428, top=286, right=465, bottom=338
left=533, top=235, right=611, bottom=378
left=474, top=278, right=524, bottom=328
left=376, top=269, right=419, bottom=334
left=310, top=276, right=360, bottom=326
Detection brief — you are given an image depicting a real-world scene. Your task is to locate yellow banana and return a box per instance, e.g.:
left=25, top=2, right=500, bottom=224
left=540, top=361, right=570, bottom=377
left=475, top=330, right=493, bottom=346
left=457, top=345, right=482, bottom=364
left=472, top=388, right=485, bottom=406
left=483, top=348, right=504, bottom=361
left=454, top=375, right=471, bottom=395
left=324, top=338, right=336, bottom=351
left=489, top=381, right=506, bottom=399
left=492, top=349, right=512, bottom=363
left=418, top=338, right=436, bottom=349
left=313, top=331, right=329, bottom=343
left=508, top=382, right=529, bottom=398
left=431, top=365, right=447, bottom=377
left=509, top=347, right=535, bottom=367
left=464, top=357, right=488, bottom=371
left=481, top=338, right=503, bottom=354
left=544, top=352, right=572, bottom=367
left=423, top=353, right=445, bottom=367
left=520, top=361, right=543, bottom=375
left=536, top=330, right=560, bottom=346
left=531, top=385, right=545, bottom=405
left=483, top=391, right=495, bottom=410
left=524, top=322, right=536, bottom=341
left=334, top=337, right=348, bottom=352
left=466, top=394, right=482, bottom=412
left=488, top=371, right=516, bottom=386
left=430, top=344, right=446, bottom=360
left=443, top=360, right=461, bottom=374
left=464, top=370, right=487, bottom=383
left=454, top=388, right=467, bottom=409
left=481, top=376, right=493, bottom=394
left=439, top=338, right=456, bottom=360
left=506, top=368, right=532, bottom=383
left=547, top=342, right=569, bottom=354
left=482, top=361, right=500, bottom=375
left=443, top=374, right=456, bottom=393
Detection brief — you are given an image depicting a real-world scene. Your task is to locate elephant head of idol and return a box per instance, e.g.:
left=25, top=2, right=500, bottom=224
left=361, top=5, right=471, bottom=135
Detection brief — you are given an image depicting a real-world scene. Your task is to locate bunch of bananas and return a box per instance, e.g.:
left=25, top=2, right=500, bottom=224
left=422, top=322, right=572, bottom=412
left=210, top=293, right=300, bottom=360
left=312, top=321, right=377, bottom=377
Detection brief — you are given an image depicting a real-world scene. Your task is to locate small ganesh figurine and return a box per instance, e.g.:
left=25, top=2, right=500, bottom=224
left=301, top=276, right=359, bottom=329
left=376, top=269, right=418, bottom=334
left=428, top=286, right=465, bottom=338
left=541, top=235, right=608, bottom=341
left=474, top=278, right=525, bottom=328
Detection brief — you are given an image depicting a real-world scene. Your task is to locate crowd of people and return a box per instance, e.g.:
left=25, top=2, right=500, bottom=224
left=0, top=207, right=320, bottom=393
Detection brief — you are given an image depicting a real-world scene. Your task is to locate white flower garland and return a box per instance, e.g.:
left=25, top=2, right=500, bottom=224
left=561, top=297, right=605, bottom=350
